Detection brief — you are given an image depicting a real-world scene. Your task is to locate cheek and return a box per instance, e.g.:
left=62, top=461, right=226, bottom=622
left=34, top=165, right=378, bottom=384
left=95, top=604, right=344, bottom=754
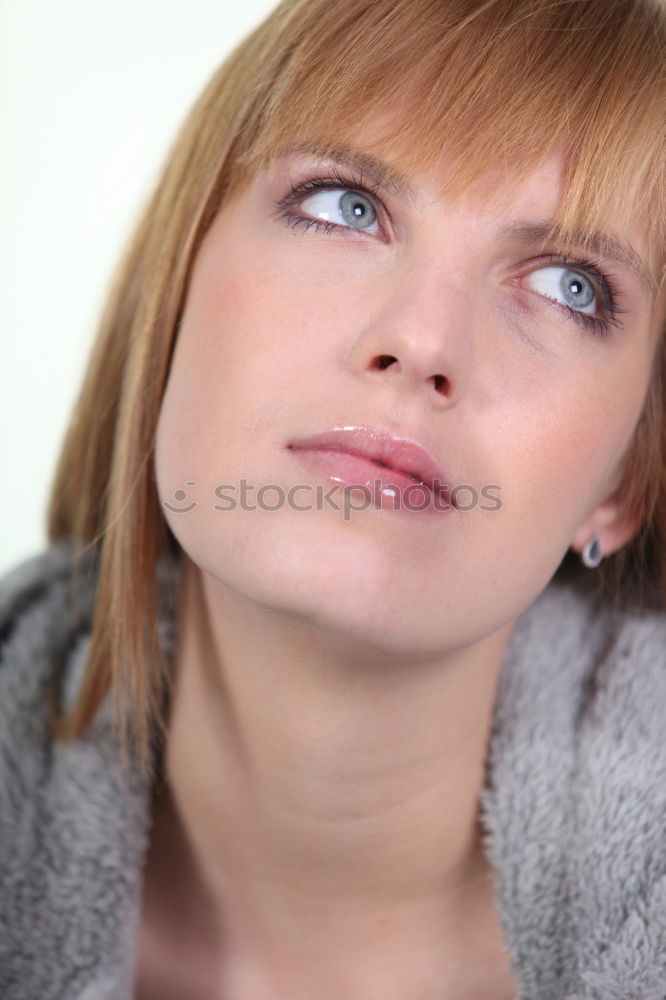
left=157, top=264, right=286, bottom=446
left=153, top=237, right=346, bottom=521
left=177, top=242, right=347, bottom=390
left=499, top=368, right=648, bottom=529
left=157, top=231, right=381, bottom=474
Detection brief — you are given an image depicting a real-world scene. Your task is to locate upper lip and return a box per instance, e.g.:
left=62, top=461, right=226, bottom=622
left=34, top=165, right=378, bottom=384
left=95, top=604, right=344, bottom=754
left=287, top=425, right=449, bottom=492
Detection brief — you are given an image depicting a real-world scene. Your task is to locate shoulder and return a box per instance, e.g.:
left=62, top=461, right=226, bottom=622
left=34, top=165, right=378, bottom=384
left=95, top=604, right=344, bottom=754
left=560, top=571, right=665, bottom=683
left=0, top=540, right=95, bottom=645
left=514, top=568, right=666, bottom=678
left=0, top=541, right=98, bottom=715
left=0, top=542, right=101, bottom=743
left=482, top=575, right=666, bottom=995
left=0, top=540, right=180, bottom=729
left=0, top=543, right=104, bottom=872
left=0, top=543, right=153, bottom=998
left=513, top=571, right=666, bottom=749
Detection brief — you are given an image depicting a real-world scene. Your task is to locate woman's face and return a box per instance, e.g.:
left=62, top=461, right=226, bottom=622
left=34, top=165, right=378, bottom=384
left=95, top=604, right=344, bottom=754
left=155, top=142, right=663, bottom=655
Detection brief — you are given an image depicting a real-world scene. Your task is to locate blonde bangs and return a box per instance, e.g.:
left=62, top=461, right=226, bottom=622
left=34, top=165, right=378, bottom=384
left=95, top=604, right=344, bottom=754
left=229, top=0, right=665, bottom=275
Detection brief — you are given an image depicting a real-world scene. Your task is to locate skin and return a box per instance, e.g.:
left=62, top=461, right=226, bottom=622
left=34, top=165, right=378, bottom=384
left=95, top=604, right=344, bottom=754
left=145, top=144, right=663, bottom=999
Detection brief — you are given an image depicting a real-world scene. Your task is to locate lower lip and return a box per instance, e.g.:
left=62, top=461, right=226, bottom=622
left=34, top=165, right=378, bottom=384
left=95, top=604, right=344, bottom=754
left=288, top=447, right=453, bottom=515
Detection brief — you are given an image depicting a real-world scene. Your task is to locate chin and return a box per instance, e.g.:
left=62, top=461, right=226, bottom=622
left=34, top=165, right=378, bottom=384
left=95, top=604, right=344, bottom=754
left=183, top=524, right=468, bottom=659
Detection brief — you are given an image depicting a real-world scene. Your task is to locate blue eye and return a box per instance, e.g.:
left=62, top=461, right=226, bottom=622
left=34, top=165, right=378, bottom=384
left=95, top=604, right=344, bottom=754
left=526, top=266, right=598, bottom=315
left=276, top=173, right=385, bottom=238
left=298, top=188, right=380, bottom=234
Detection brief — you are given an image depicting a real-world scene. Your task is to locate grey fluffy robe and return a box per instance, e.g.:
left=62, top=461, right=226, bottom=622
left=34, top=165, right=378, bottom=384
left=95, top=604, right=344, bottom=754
left=0, top=542, right=665, bottom=999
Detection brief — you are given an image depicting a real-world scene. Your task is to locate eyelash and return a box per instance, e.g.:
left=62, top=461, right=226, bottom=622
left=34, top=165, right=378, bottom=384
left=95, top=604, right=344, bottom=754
left=275, top=172, right=624, bottom=338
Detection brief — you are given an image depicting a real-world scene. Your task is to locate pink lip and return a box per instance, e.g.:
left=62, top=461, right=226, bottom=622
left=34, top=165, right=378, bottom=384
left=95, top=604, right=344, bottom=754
left=286, top=425, right=453, bottom=513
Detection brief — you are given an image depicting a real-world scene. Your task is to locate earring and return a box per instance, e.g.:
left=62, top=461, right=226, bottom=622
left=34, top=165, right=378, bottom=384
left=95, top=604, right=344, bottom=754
left=581, top=536, right=603, bottom=569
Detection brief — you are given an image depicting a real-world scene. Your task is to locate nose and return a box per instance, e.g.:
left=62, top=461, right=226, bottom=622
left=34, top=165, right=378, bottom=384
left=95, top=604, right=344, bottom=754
left=345, top=267, right=473, bottom=409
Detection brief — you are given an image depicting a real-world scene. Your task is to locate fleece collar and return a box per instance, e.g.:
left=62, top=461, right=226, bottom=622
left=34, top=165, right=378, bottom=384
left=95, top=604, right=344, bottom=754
left=0, top=543, right=664, bottom=999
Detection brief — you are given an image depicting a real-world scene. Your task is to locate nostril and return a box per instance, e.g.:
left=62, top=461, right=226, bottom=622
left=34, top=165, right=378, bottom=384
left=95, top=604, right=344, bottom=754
left=374, top=355, right=397, bottom=370
left=371, top=357, right=451, bottom=396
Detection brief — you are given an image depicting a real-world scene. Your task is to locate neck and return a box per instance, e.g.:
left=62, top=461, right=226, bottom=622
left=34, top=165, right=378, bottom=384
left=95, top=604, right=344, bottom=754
left=150, top=554, right=515, bottom=988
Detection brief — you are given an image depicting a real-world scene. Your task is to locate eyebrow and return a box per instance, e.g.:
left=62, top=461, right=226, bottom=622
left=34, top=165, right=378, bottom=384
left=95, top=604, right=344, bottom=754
left=277, top=144, right=657, bottom=294
left=278, top=141, right=415, bottom=200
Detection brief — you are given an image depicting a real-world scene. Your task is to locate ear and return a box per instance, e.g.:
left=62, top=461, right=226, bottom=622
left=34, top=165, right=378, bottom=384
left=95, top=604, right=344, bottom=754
left=570, top=487, right=642, bottom=561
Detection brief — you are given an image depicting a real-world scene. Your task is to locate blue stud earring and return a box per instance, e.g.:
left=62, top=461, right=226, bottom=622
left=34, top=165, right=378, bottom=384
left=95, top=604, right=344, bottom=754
left=581, top=536, right=603, bottom=568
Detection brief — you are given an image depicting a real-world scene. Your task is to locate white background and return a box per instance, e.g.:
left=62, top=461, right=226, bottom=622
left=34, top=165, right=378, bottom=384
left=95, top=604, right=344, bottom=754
left=0, top=0, right=278, bottom=576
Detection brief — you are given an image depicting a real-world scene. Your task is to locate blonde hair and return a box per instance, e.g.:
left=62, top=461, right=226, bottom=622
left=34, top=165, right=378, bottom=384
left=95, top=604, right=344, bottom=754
left=47, top=0, right=666, bottom=778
